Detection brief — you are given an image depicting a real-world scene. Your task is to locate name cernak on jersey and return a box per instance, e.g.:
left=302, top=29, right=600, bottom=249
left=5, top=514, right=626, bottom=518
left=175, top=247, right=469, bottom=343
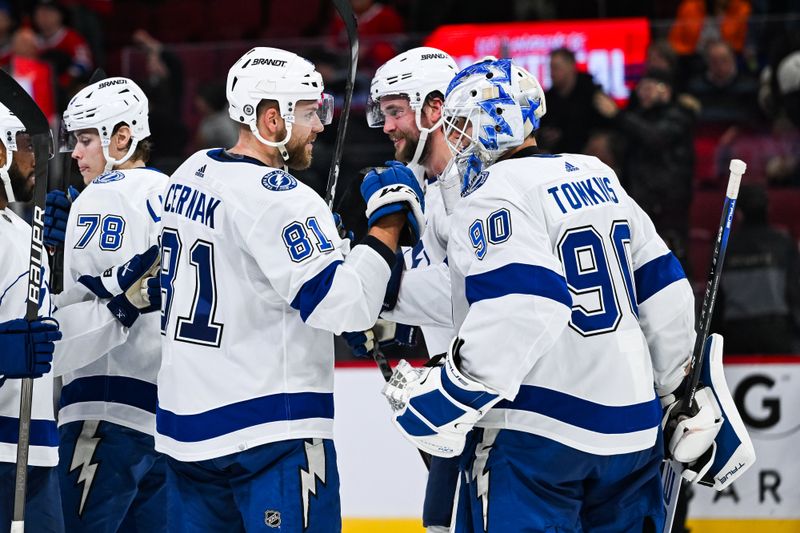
left=163, top=183, right=222, bottom=229
left=546, top=176, right=619, bottom=215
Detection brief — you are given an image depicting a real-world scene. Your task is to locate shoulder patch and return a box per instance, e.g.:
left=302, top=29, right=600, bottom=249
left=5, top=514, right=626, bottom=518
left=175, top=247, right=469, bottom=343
left=261, top=170, right=297, bottom=191
left=93, top=170, right=125, bottom=184
left=461, top=171, right=489, bottom=198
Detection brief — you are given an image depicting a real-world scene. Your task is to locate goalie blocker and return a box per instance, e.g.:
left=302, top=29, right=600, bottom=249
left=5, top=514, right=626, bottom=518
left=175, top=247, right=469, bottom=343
left=662, top=334, right=755, bottom=489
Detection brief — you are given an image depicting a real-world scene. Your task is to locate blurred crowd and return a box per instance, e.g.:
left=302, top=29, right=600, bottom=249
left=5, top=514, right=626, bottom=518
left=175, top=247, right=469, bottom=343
left=1, top=0, right=799, bottom=354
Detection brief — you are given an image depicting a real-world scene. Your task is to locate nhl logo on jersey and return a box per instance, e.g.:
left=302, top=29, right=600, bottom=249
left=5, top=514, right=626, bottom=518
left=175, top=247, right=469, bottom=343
left=93, top=170, right=125, bottom=184
left=264, top=510, right=281, bottom=528
left=262, top=170, right=297, bottom=191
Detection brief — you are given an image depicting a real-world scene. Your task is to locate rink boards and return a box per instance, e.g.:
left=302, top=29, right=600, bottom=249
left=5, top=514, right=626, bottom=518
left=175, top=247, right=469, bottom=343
left=334, top=357, right=800, bottom=532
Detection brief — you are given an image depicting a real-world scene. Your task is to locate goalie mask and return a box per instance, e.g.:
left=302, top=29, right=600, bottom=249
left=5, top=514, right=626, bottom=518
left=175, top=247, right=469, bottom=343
left=442, top=58, right=546, bottom=196
left=61, top=77, right=151, bottom=173
left=227, top=47, right=334, bottom=163
left=0, top=101, right=28, bottom=203
left=367, top=47, right=458, bottom=167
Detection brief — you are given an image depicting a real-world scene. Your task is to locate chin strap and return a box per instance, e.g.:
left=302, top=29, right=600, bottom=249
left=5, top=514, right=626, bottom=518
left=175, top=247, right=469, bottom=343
left=0, top=168, right=14, bottom=203
left=250, top=117, right=293, bottom=165
left=101, top=141, right=140, bottom=173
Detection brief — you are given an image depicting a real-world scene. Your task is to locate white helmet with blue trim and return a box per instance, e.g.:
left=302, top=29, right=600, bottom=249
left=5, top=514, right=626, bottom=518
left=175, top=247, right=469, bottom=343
left=442, top=58, right=546, bottom=194
left=0, top=101, right=28, bottom=203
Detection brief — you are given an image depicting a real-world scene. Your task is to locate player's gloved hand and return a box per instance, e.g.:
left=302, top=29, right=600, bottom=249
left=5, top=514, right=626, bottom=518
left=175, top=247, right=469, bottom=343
left=43, top=186, right=80, bottom=248
left=342, top=319, right=416, bottom=358
left=660, top=377, right=723, bottom=477
left=382, top=337, right=501, bottom=458
left=78, top=245, right=161, bottom=328
left=0, top=318, right=61, bottom=379
left=361, top=161, right=425, bottom=246
left=332, top=212, right=354, bottom=242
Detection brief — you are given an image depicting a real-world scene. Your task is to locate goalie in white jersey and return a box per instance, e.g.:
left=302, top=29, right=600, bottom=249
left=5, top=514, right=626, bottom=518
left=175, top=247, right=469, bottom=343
left=382, top=58, right=740, bottom=532
left=44, top=77, right=168, bottom=532
left=157, top=47, right=424, bottom=532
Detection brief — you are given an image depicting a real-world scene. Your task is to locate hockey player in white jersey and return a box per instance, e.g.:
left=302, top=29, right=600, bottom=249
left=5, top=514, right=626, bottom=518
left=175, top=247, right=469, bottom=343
left=344, top=46, right=460, bottom=533
left=157, top=47, right=424, bottom=532
left=382, top=58, right=749, bottom=531
left=45, top=77, right=169, bottom=532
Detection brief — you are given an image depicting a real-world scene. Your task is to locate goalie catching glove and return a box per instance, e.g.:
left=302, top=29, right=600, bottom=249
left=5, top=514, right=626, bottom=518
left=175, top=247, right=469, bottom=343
left=382, top=337, right=501, bottom=457
left=77, top=245, right=161, bottom=328
left=661, top=334, right=755, bottom=490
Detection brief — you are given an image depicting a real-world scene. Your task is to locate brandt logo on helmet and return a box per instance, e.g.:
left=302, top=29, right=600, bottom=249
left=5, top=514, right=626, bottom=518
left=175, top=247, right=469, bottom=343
left=421, top=53, right=448, bottom=60
left=252, top=58, right=288, bottom=68
left=262, top=170, right=297, bottom=191
left=243, top=104, right=254, bottom=116
left=97, top=79, right=127, bottom=89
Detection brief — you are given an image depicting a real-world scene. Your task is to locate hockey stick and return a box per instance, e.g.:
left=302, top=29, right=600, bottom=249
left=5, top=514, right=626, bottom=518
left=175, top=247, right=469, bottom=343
left=661, top=159, right=746, bottom=533
left=325, top=0, right=358, bottom=210
left=48, top=68, right=108, bottom=294
left=0, top=70, right=52, bottom=533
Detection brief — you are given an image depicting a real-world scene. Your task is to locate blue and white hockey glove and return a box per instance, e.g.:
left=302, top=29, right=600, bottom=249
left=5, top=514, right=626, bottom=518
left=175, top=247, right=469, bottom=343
left=78, top=245, right=161, bottom=328
left=43, top=186, right=80, bottom=248
left=361, top=161, right=425, bottom=246
left=661, top=334, right=755, bottom=489
left=382, top=337, right=501, bottom=458
left=0, top=318, right=61, bottom=380
left=342, top=320, right=417, bottom=358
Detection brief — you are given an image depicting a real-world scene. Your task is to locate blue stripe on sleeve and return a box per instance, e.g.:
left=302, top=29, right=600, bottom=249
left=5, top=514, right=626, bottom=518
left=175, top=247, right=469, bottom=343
left=157, top=391, right=334, bottom=443
left=441, top=366, right=497, bottom=410
left=290, top=260, right=344, bottom=322
left=59, top=375, right=158, bottom=414
left=465, top=263, right=571, bottom=308
left=0, top=416, right=58, bottom=447
left=496, top=385, right=661, bottom=434
left=633, top=252, right=686, bottom=304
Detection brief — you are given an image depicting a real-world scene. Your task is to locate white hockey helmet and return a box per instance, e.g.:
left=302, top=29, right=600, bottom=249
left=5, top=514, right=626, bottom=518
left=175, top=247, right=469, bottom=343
left=368, top=47, right=458, bottom=165
left=0, top=101, right=29, bottom=203
left=227, top=47, right=334, bottom=163
left=61, top=77, right=151, bottom=172
left=442, top=58, right=546, bottom=190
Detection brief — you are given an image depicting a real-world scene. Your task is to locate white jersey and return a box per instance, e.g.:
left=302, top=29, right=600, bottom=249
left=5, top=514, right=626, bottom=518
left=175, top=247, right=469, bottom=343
left=60, top=167, right=167, bottom=435
left=0, top=208, right=57, bottom=467
left=448, top=150, right=695, bottom=456
left=157, top=149, right=393, bottom=462
left=383, top=178, right=453, bottom=355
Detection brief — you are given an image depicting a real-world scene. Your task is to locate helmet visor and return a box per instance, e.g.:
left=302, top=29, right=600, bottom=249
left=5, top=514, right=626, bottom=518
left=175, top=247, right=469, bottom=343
left=294, top=93, right=334, bottom=126
left=366, top=94, right=412, bottom=128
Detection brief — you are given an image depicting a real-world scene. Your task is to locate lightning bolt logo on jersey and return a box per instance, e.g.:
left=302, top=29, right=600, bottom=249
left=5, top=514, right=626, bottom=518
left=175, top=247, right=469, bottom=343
left=68, top=420, right=102, bottom=517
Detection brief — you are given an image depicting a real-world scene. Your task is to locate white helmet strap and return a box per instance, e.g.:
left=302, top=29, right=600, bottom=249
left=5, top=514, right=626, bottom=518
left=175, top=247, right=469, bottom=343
left=409, top=105, right=446, bottom=168
left=101, top=140, right=139, bottom=173
left=1, top=166, right=15, bottom=204
left=249, top=119, right=292, bottom=165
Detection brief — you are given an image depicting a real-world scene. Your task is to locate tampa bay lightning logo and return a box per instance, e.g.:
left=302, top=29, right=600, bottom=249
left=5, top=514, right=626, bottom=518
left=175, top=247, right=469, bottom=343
left=261, top=170, right=297, bottom=191
left=462, top=171, right=489, bottom=197
left=93, top=170, right=125, bottom=184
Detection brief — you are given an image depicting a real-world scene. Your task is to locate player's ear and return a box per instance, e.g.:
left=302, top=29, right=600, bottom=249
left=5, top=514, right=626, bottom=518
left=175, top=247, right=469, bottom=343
left=423, top=97, right=443, bottom=126
left=113, top=125, right=132, bottom=150
left=260, top=107, right=282, bottom=135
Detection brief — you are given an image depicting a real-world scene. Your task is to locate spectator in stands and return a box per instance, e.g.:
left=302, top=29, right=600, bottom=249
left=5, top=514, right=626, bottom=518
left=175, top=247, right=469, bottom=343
left=687, top=39, right=760, bottom=127
left=716, top=185, right=800, bottom=352
left=538, top=47, right=607, bottom=154
left=193, top=82, right=238, bottom=150
left=594, top=68, right=696, bottom=269
left=669, top=0, right=752, bottom=56
left=0, top=1, right=14, bottom=66
left=33, top=0, right=92, bottom=99
left=328, top=0, right=404, bottom=71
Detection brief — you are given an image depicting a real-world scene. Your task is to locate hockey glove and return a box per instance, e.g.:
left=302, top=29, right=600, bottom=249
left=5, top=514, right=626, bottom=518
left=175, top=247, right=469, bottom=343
left=361, top=161, right=425, bottom=246
left=0, top=318, right=61, bottom=379
left=78, top=245, right=161, bottom=328
left=383, top=337, right=500, bottom=458
left=43, top=186, right=80, bottom=248
left=342, top=320, right=417, bottom=358
left=332, top=212, right=354, bottom=242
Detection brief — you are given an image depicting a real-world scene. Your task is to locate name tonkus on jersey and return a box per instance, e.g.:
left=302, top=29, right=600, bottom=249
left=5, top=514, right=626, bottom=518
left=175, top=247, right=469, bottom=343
left=163, top=183, right=222, bottom=229
left=546, top=176, right=619, bottom=214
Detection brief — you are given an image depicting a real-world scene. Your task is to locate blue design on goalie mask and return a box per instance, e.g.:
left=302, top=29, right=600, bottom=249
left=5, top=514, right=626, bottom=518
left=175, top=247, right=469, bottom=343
left=446, top=58, right=513, bottom=97
left=477, top=86, right=515, bottom=151
left=522, top=97, right=542, bottom=131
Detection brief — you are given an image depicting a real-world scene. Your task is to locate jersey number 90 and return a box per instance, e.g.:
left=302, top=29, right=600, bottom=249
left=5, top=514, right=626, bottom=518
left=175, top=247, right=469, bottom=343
left=558, top=221, right=637, bottom=336
left=160, top=228, right=224, bottom=347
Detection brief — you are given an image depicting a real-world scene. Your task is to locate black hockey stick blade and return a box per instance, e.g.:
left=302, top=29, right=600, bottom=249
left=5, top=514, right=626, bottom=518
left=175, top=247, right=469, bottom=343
left=0, top=70, right=52, bottom=530
left=325, top=0, right=359, bottom=209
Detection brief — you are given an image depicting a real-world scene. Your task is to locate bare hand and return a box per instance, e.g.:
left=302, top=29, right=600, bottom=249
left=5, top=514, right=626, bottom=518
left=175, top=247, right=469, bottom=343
left=593, top=92, right=619, bottom=118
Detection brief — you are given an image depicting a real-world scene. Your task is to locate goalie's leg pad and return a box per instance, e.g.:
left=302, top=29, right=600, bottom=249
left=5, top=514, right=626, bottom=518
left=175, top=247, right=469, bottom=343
left=685, top=334, right=756, bottom=489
